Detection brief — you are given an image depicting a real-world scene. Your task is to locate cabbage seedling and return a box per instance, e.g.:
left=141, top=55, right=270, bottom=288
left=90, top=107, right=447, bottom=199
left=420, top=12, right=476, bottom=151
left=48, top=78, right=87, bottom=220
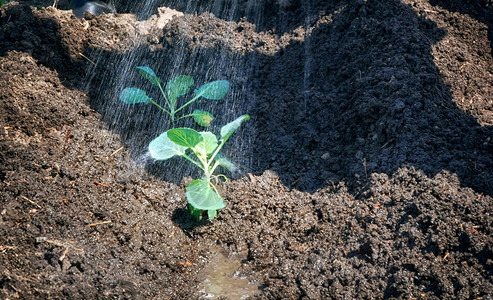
left=148, top=115, right=249, bottom=221
left=119, top=66, right=229, bottom=127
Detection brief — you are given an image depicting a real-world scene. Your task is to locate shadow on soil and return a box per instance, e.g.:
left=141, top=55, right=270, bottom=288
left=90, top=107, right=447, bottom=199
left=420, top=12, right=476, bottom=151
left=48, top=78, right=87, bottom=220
left=0, top=4, right=85, bottom=89
left=245, top=0, right=493, bottom=196
left=1, top=0, right=492, bottom=197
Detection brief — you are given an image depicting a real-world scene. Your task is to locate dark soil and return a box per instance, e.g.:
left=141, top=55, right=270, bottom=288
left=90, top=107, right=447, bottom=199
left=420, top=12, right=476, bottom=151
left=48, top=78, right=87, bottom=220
left=1, top=0, right=492, bottom=299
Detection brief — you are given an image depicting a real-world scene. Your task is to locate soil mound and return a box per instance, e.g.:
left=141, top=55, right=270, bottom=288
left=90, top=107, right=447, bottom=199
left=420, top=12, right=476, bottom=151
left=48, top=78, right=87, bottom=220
left=1, top=0, right=492, bottom=299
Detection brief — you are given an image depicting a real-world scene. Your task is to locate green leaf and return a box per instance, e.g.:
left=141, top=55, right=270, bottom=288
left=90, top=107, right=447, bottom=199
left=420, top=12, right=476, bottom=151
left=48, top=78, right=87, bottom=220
left=215, top=153, right=237, bottom=172
left=189, top=204, right=202, bottom=222
left=137, top=66, right=161, bottom=86
left=193, top=132, right=218, bottom=158
left=148, top=131, right=187, bottom=160
left=194, top=80, right=230, bottom=100
left=207, top=209, right=217, bottom=220
left=192, top=110, right=215, bottom=127
left=200, top=132, right=218, bottom=154
left=220, top=114, right=250, bottom=141
left=186, top=178, right=225, bottom=210
left=167, top=128, right=202, bottom=149
left=166, top=75, right=194, bottom=101
left=119, top=88, right=152, bottom=104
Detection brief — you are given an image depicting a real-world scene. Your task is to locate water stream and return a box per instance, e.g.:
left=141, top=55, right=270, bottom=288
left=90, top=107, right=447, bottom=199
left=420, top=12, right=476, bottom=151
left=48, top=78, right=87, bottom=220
left=303, top=0, right=313, bottom=111
left=84, top=0, right=311, bottom=297
left=84, top=0, right=268, bottom=182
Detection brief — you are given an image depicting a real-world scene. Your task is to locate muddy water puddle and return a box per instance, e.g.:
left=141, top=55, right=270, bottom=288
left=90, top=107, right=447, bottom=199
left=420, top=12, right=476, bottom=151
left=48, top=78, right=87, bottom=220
left=198, top=248, right=259, bottom=299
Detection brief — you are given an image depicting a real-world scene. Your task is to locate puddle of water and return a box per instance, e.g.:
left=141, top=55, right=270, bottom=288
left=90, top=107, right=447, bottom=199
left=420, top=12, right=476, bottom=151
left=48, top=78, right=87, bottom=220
left=199, top=249, right=259, bottom=299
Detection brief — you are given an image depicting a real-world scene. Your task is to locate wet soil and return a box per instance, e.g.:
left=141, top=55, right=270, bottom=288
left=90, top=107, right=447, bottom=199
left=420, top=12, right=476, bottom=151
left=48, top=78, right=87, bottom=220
left=1, top=0, right=492, bottom=299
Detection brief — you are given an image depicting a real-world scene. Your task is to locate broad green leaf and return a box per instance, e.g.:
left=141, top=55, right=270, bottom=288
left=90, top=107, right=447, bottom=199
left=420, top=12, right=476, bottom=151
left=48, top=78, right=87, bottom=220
left=200, top=132, right=218, bottom=154
left=166, top=75, right=193, bottom=101
left=192, top=110, right=215, bottom=127
left=220, top=114, right=250, bottom=141
left=189, top=204, right=202, bottom=222
left=194, top=80, right=230, bottom=100
left=119, top=88, right=152, bottom=104
left=148, top=131, right=187, bottom=160
left=193, top=132, right=218, bottom=158
left=167, top=128, right=202, bottom=149
left=186, top=178, right=225, bottom=210
left=207, top=209, right=217, bottom=220
left=137, top=66, right=161, bottom=86
left=215, top=153, right=236, bottom=172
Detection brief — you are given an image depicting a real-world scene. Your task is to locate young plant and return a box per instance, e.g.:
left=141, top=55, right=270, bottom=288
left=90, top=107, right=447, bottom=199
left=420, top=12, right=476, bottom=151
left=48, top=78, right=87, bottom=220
left=119, top=66, right=229, bottom=127
left=148, top=114, right=249, bottom=221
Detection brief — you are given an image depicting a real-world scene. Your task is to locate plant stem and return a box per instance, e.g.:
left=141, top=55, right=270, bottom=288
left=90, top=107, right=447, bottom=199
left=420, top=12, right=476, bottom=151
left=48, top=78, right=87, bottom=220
left=156, top=82, right=175, bottom=121
left=156, top=82, right=171, bottom=107
left=149, top=99, right=171, bottom=115
left=209, top=139, right=226, bottom=167
left=210, top=182, right=220, bottom=195
left=175, top=114, right=193, bottom=121
left=196, top=153, right=212, bottom=182
left=181, top=154, right=203, bottom=171
left=175, top=94, right=201, bottom=114
left=209, top=160, right=221, bottom=176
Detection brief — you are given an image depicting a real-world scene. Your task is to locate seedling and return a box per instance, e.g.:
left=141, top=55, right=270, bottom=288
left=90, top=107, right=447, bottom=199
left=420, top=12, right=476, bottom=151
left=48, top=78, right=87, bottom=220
left=119, top=66, right=229, bottom=127
left=148, top=114, right=249, bottom=221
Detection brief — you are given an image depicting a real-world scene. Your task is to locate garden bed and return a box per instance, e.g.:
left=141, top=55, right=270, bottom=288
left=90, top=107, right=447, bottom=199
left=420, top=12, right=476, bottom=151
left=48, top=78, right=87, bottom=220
left=0, top=0, right=492, bottom=298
